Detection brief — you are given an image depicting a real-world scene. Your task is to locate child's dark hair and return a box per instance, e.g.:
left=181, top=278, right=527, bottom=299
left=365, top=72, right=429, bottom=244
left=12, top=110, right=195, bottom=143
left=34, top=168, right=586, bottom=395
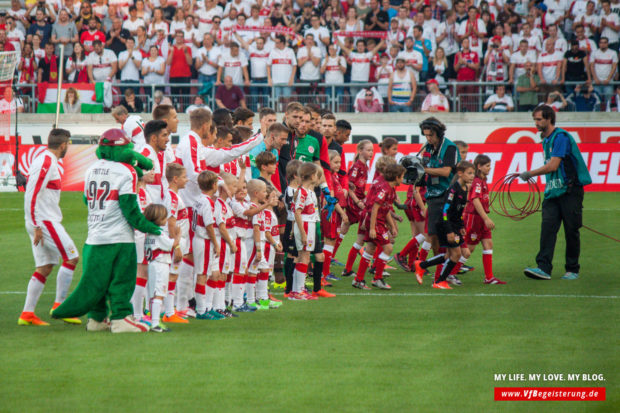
left=286, top=159, right=302, bottom=182
left=379, top=137, right=398, bottom=155
left=165, top=162, right=185, bottom=182
left=453, top=140, right=468, bottom=149
left=144, top=203, right=168, bottom=224
left=298, top=162, right=318, bottom=181
left=382, top=164, right=406, bottom=182
left=197, top=170, right=218, bottom=191
left=216, top=126, right=232, bottom=142
left=255, top=151, right=277, bottom=170
left=456, top=160, right=475, bottom=174
left=234, top=125, right=253, bottom=142
left=473, top=154, right=491, bottom=178
left=375, top=155, right=396, bottom=176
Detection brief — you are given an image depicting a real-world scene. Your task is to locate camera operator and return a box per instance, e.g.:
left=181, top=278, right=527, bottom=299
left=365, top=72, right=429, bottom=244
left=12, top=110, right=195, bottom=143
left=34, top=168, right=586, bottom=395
left=418, top=117, right=460, bottom=255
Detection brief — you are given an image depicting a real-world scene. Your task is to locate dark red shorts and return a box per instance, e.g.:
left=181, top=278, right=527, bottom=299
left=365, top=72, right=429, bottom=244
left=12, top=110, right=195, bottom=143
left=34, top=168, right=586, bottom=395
left=346, top=204, right=362, bottom=225
left=321, top=209, right=342, bottom=240
left=364, top=223, right=391, bottom=247
left=464, top=213, right=492, bottom=245
left=405, top=204, right=425, bottom=223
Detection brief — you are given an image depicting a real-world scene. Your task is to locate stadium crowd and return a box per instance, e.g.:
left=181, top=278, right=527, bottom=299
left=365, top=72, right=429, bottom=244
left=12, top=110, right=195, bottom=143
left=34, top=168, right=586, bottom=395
left=3, top=0, right=620, bottom=112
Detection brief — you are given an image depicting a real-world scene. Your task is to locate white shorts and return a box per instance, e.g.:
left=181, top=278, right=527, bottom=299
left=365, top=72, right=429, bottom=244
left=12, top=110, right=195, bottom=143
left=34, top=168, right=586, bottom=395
left=192, top=237, right=217, bottom=276
left=169, top=236, right=190, bottom=274
left=135, top=231, right=146, bottom=264
left=294, top=221, right=317, bottom=252
left=27, top=221, right=79, bottom=267
left=266, top=238, right=280, bottom=269
left=233, top=237, right=248, bottom=274
left=148, top=261, right=170, bottom=297
left=248, top=239, right=269, bottom=274
left=217, top=238, right=233, bottom=274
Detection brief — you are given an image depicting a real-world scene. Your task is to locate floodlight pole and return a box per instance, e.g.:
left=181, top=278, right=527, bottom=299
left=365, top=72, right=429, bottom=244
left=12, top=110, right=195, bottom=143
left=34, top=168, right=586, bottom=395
left=54, top=44, right=65, bottom=129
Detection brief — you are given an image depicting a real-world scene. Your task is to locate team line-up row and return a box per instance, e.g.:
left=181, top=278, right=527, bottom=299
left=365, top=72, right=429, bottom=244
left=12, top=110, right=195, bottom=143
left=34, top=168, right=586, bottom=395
left=19, top=104, right=504, bottom=333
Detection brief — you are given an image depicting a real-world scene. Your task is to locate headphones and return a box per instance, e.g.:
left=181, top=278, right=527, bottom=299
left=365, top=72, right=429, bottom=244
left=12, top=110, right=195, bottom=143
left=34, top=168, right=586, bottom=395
left=419, top=117, right=446, bottom=139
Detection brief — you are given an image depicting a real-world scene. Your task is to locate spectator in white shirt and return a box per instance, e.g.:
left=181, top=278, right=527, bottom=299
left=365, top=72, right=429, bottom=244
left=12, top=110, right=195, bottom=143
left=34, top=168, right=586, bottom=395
left=118, top=37, right=142, bottom=92
left=86, top=40, right=118, bottom=82
left=514, top=22, right=541, bottom=57
left=590, top=37, right=618, bottom=98
left=297, top=34, right=322, bottom=84
left=304, top=14, right=331, bottom=57
left=599, top=0, right=620, bottom=51
left=142, top=45, right=166, bottom=87
left=509, top=39, right=536, bottom=83
left=543, top=24, right=567, bottom=55
left=196, top=33, right=221, bottom=85
left=185, top=95, right=213, bottom=114
left=267, top=34, right=297, bottom=100
left=421, top=78, right=450, bottom=112
left=236, top=34, right=271, bottom=99
left=0, top=88, right=24, bottom=114
left=123, top=6, right=146, bottom=37
left=572, top=1, right=599, bottom=39
left=321, top=43, right=347, bottom=95
left=483, top=84, right=514, bottom=112
left=457, top=6, right=486, bottom=58
left=537, top=39, right=563, bottom=86
left=217, top=42, right=250, bottom=86
left=337, top=36, right=385, bottom=96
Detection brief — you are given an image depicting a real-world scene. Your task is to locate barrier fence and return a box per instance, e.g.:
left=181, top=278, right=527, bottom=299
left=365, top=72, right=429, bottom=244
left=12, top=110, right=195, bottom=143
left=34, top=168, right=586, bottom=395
left=13, top=81, right=620, bottom=114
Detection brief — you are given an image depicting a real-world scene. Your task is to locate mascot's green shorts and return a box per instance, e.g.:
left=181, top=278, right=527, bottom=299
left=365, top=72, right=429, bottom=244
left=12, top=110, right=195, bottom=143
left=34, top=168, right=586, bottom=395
left=52, top=129, right=160, bottom=332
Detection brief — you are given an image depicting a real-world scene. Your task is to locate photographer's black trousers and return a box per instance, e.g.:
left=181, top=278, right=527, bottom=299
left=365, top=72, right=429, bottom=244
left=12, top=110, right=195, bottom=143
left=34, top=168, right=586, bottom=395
left=536, top=186, right=584, bottom=275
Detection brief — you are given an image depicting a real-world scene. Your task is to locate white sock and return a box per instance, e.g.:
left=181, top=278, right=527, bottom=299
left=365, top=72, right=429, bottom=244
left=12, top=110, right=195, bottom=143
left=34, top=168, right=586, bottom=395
left=130, top=282, right=147, bottom=318
left=164, top=283, right=176, bottom=317
left=421, top=241, right=432, bottom=251
left=205, top=281, right=216, bottom=312
left=23, top=272, right=46, bottom=313
left=151, top=298, right=162, bottom=327
left=232, top=276, right=245, bottom=308
left=415, top=233, right=426, bottom=244
left=459, top=256, right=468, bottom=264
left=257, top=279, right=269, bottom=301
left=293, top=270, right=305, bottom=293
left=245, top=279, right=256, bottom=302
left=55, top=264, right=74, bottom=303
left=225, top=276, right=232, bottom=303
left=195, top=287, right=207, bottom=314
left=214, top=287, right=225, bottom=310
left=176, top=260, right=193, bottom=310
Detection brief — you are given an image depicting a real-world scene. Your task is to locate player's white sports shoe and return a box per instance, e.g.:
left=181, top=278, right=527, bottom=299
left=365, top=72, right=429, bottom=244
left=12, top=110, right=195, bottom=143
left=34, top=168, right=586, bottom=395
left=110, top=316, right=149, bottom=333
left=86, top=318, right=110, bottom=332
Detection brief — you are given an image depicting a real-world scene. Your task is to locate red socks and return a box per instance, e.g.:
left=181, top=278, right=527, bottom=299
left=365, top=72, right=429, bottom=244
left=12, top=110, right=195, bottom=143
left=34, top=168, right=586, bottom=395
left=356, top=254, right=371, bottom=282
left=345, top=243, right=361, bottom=272
left=483, top=250, right=493, bottom=280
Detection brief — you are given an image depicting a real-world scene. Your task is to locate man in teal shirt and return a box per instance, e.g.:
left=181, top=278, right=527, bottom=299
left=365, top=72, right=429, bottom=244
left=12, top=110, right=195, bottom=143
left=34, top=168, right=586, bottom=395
left=520, top=105, right=591, bottom=280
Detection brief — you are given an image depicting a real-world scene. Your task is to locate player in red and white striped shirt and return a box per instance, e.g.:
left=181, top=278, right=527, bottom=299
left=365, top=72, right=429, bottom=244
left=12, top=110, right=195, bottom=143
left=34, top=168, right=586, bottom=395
left=140, top=120, right=169, bottom=204
left=20, top=129, right=80, bottom=326
left=112, top=106, right=145, bottom=151
left=162, top=164, right=191, bottom=324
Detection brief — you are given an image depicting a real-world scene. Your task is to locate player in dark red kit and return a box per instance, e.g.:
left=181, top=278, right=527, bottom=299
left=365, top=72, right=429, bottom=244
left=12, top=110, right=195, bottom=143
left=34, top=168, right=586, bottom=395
left=321, top=150, right=349, bottom=283
left=353, top=163, right=405, bottom=290
left=341, top=140, right=374, bottom=277
left=460, top=155, right=506, bottom=284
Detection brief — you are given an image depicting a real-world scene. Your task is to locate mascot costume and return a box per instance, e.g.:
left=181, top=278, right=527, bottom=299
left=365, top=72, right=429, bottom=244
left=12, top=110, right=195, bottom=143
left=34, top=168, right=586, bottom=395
left=52, top=129, right=161, bottom=333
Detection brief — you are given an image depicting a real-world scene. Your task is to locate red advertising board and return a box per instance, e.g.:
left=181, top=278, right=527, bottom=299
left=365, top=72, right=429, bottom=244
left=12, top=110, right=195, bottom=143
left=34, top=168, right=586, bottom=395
left=7, top=143, right=620, bottom=192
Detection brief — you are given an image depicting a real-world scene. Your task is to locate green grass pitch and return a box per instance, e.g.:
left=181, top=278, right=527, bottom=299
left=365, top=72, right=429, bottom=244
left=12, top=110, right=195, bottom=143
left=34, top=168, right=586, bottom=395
left=1, top=192, right=618, bottom=412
